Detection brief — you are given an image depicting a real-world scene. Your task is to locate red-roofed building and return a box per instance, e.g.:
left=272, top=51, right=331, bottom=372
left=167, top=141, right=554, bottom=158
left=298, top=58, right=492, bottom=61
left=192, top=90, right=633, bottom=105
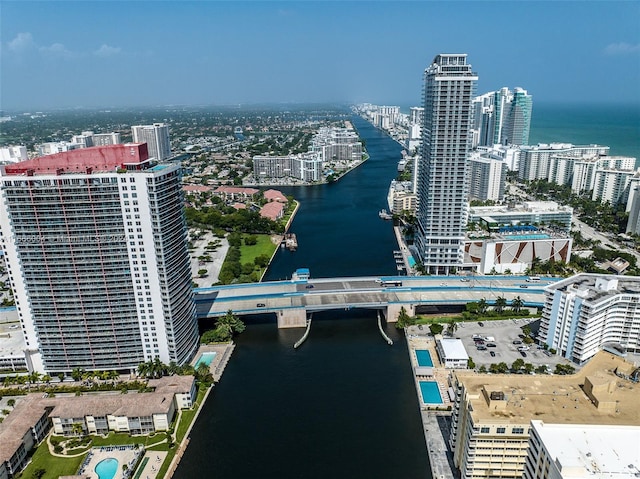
left=263, top=189, right=288, bottom=203
left=213, top=186, right=259, bottom=202
left=260, top=201, right=285, bottom=221
left=232, top=203, right=247, bottom=210
left=4, top=143, right=150, bottom=175
left=182, top=185, right=211, bottom=193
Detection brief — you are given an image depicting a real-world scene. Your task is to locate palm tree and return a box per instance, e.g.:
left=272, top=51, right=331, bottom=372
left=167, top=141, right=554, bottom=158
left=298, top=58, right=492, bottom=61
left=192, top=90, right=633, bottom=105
left=446, top=320, right=458, bottom=336
left=477, top=298, right=488, bottom=315
left=511, top=296, right=524, bottom=313
left=71, top=367, right=85, bottom=382
left=494, top=296, right=507, bottom=313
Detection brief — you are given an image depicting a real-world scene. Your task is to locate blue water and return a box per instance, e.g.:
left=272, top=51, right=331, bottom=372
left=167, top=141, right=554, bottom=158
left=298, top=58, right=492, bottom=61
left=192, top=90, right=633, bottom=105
left=194, top=352, right=216, bottom=368
left=503, top=234, right=550, bottom=241
left=419, top=381, right=443, bottom=405
left=415, top=350, right=434, bottom=367
left=95, top=458, right=118, bottom=479
left=530, top=103, right=640, bottom=168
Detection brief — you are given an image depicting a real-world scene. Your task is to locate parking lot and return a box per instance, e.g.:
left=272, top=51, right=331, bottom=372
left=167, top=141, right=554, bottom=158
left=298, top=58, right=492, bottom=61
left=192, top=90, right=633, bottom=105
left=455, top=318, right=573, bottom=370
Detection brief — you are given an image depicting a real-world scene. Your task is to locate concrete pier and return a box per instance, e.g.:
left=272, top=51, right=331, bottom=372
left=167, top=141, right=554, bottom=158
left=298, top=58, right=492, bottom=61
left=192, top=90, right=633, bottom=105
left=277, top=308, right=307, bottom=328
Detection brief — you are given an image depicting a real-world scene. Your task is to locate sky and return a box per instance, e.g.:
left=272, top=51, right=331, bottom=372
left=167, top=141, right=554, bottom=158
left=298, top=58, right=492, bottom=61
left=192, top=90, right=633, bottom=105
left=1, top=1, right=640, bottom=111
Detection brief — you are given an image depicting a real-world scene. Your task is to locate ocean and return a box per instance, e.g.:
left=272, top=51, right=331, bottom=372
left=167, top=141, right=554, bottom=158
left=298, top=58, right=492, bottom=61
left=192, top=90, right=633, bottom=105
left=529, top=103, right=640, bottom=167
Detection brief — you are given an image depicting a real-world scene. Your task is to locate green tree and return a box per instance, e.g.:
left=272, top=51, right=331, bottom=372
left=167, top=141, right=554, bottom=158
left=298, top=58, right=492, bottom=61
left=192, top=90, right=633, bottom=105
left=511, top=296, right=524, bottom=313
left=511, top=358, right=525, bottom=372
left=477, top=298, right=488, bottom=315
left=494, top=296, right=507, bottom=313
left=395, top=307, right=415, bottom=329
left=522, top=324, right=532, bottom=337
left=32, top=468, right=46, bottom=479
left=523, top=363, right=535, bottom=374
left=429, top=323, right=444, bottom=336
left=446, top=320, right=458, bottom=336
left=7, top=399, right=15, bottom=407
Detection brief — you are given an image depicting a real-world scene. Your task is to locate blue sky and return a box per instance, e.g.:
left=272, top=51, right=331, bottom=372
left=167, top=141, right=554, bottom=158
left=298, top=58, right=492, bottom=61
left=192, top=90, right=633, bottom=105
left=1, top=1, right=639, bottom=110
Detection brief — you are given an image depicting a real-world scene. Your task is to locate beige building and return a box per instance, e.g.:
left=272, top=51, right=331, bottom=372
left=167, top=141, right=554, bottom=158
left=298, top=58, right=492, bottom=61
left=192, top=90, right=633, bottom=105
left=449, top=352, right=640, bottom=479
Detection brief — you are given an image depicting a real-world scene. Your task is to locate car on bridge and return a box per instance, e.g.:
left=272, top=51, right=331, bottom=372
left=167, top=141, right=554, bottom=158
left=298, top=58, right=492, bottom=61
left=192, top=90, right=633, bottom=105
left=257, top=303, right=266, bottom=307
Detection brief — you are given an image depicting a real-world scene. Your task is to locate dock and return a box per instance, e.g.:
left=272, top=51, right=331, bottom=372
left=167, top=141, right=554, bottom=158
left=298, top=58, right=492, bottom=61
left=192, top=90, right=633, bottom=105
left=283, top=233, right=298, bottom=251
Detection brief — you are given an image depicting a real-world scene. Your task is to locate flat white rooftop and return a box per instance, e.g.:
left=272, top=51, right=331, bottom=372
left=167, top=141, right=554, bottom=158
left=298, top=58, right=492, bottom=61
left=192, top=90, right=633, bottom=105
left=439, top=338, right=469, bottom=360
left=532, top=420, right=640, bottom=478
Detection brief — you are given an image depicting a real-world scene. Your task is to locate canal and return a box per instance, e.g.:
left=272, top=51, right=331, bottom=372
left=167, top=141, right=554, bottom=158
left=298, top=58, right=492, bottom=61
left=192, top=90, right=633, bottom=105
left=174, top=116, right=431, bottom=479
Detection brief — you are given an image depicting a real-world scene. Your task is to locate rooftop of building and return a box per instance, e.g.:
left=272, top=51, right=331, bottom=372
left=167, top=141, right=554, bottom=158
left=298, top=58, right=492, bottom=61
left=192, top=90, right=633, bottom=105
left=0, top=394, right=51, bottom=462
left=545, top=273, right=640, bottom=303
left=531, top=421, right=640, bottom=478
left=469, top=201, right=572, bottom=217
left=520, top=143, right=610, bottom=152
left=454, top=351, right=640, bottom=426
left=438, top=338, right=469, bottom=360
left=2, top=144, right=152, bottom=176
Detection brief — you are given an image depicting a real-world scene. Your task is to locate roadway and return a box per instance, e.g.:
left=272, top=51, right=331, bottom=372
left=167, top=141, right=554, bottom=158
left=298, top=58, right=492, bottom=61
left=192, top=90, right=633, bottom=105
left=194, top=275, right=557, bottom=319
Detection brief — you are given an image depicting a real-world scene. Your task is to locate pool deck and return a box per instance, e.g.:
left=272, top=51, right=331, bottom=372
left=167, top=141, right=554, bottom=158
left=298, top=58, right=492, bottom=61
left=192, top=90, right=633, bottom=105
left=190, top=342, right=235, bottom=381
left=79, top=446, right=145, bottom=479
left=405, top=327, right=456, bottom=479
left=135, top=451, right=168, bottom=479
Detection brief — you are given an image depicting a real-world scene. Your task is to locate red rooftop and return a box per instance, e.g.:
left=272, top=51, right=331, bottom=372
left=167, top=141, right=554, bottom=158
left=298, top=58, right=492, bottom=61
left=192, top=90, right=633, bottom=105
left=4, top=144, right=150, bottom=175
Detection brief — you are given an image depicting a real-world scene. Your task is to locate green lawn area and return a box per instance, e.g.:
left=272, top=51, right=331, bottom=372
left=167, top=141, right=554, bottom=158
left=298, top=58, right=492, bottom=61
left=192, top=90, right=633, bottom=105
left=89, top=432, right=166, bottom=448
left=239, top=234, right=278, bottom=265
left=19, top=442, right=85, bottom=479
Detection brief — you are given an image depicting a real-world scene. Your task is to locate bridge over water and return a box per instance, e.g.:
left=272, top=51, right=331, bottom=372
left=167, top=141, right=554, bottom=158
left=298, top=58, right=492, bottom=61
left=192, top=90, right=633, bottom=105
left=194, top=275, right=555, bottom=328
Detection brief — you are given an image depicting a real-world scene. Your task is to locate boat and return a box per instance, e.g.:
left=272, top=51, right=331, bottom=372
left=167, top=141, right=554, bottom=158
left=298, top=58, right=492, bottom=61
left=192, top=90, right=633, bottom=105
left=283, top=233, right=298, bottom=251
left=378, top=209, right=393, bottom=220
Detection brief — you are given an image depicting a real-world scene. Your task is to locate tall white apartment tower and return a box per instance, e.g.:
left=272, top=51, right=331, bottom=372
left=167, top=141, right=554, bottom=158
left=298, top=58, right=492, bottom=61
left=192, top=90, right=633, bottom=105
left=0, top=144, right=199, bottom=373
left=416, top=54, right=477, bottom=274
left=132, top=123, right=172, bottom=161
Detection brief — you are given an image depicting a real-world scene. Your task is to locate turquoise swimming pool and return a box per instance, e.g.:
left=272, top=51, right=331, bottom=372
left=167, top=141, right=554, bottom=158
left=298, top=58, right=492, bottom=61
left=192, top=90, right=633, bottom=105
left=419, top=381, right=443, bottom=405
left=95, top=458, right=118, bottom=479
left=195, top=351, right=217, bottom=368
left=504, top=234, right=550, bottom=241
left=415, top=349, right=433, bottom=367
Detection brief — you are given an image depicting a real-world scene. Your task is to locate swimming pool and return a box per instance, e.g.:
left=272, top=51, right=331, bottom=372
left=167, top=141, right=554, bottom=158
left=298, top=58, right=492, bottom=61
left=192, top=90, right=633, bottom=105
left=195, top=351, right=217, bottom=368
left=95, top=458, right=118, bottom=479
left=408, top=256, right=416, bottom=267
left=419, top=381, right=443, bottom=405
left=503, top=234, right=550, bottom=241
left=415, top=350, right=434, bottom=367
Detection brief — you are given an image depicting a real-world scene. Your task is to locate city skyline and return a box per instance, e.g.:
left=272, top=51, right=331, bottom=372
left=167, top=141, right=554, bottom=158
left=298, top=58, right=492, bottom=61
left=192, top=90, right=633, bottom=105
left=1, top=1, right=640, bottom=110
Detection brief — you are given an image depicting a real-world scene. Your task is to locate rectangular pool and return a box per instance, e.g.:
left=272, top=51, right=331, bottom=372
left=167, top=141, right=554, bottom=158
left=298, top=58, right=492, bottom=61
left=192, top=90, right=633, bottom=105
left=194, top=351, right=217, bottom=369
left=419, top=381, right=443, bottom=405
left=415, top=349, right=434, bottom=367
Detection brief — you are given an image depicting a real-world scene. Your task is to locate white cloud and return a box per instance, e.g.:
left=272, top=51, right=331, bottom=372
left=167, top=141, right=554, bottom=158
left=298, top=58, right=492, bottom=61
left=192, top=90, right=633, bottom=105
left=93, top=44, right=121, bottom=57
left=604, top=42, right=640, bottom=55
left=39, top=43, right=75, bottom=59
left=8, top=32, right=35, bottom=52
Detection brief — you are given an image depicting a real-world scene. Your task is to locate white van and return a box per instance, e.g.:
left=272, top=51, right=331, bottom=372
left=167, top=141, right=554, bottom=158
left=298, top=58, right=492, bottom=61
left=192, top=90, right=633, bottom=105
left=526, top=276, right=540, bottom=282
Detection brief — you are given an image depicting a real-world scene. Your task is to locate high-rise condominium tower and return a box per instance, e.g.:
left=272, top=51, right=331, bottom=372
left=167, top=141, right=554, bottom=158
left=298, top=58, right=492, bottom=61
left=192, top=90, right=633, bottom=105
left=503, top=87, right=532, bottom=146
left=0, top=144, right=199, bottom=373
left=131, top=123, right=172, bottom=161
left=416, top=54, right=477, bottom=275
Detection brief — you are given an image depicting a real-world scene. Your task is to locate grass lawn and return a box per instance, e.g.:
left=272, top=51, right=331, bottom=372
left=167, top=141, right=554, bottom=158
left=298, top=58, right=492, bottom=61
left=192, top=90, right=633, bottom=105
left=239, top=234, right=278, bottom=265
left=19, top=442, right=85, bottom=479
left=90, top=432, right=167, bottom=448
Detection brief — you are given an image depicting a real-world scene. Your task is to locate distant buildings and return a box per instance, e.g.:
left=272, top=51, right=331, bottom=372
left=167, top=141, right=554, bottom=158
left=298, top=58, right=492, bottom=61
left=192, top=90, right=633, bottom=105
left=311, top=126, right=363, bottom=163
left=449, top=351, right=640, bottom=479
left=472, top=87, right=532, bottom=147
left=538, top=274, right=640, bottom=364
left=0, top=146, right=28, bottom=164
left=468, top=201, right=573, bottom=232
left=132, top=123, right=172, bottom=161
left=253, top=152, right=322, bottom=183
left=517, top=143, right=610, bottom=182
left=415, top=53, right=477, bottom=275
left=0, top=144, right=199, bottom=373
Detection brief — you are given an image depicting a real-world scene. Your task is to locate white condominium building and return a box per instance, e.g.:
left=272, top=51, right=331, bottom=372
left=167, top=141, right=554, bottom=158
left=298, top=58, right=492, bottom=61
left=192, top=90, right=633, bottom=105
left=626, top=178, right=640, bottom=234
left=253, top=153, right=322, bottom=183
left=538, top=274, right=640, bottom=364
left=468, top=151, right=507, bottom=201
left=0, top=144, right=199, bottom=373
left=416, top=53, right=477, bottom=275
left=591, top=168, right=639, bottom=205
left=132, top=123, right=172, bottom=161
left=517, top=143, right=609, bottom=182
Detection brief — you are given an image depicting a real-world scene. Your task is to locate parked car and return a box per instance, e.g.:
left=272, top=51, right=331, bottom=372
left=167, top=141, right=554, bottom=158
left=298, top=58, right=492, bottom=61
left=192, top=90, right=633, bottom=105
left=490, top=351, right=496, bottom=357
left=520, top=351, right=528, bottom=357
left=477, top=345, right=487, bottom=351
left=512, top=340, right=522, bottom=345
left=486, top=343, right=497, bottom=348
left=478, top=322, right=484, bottom=327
